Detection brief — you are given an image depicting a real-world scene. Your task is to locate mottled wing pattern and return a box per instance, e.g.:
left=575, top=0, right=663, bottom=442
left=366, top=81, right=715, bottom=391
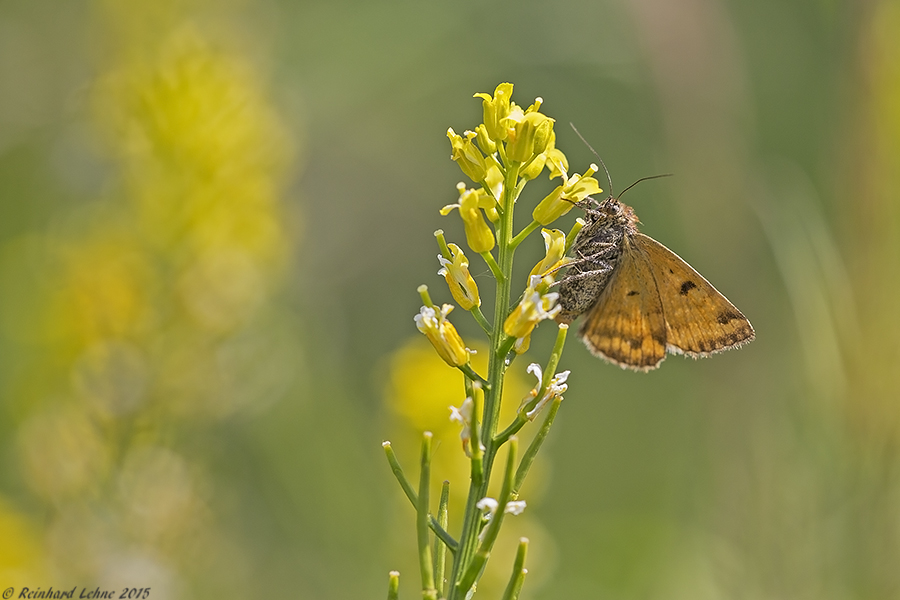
left=633, top=233, right=755, bottom=357
left=579, top=238, right=667, bottom=371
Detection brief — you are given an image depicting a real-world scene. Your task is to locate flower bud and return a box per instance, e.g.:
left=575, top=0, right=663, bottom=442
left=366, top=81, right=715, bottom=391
left=415, top=303, right=470, bottom=367
left=473, top=83, right=513, bottom=141
left=506, top=112, right=554, bottom=163
left=440, top=184, right=495, bottom=253
left=448, top=128, right=487, bottom=182
left=438, top=243, right=481, bottom=310
left=475, top=124, right=497, bottom=155
left=503, top=276, right=561, bottom=339
left=532, top=164, right=602, bottom=225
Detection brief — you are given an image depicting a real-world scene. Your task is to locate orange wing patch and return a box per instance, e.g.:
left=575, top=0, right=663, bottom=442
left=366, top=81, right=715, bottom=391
left=579, top=239, right=667, bottom=371
left=633, top=233, right=755, bottom=357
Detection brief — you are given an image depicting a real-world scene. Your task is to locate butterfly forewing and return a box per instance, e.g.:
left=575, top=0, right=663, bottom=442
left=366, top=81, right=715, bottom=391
left=633, top=233, right=755, bottom=356
left=580, top=238, right=668, bottom=371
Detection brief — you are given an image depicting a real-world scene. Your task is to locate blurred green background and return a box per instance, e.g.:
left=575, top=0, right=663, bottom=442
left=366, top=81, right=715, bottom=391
left=2, top=0, right=899, bottom=598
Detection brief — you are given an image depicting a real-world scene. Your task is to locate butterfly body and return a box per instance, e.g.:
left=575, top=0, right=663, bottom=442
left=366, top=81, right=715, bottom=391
left=556, top=195, right=754, bottom=371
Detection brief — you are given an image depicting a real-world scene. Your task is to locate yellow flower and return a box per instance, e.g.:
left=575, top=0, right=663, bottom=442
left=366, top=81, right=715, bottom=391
left=384, top=336, right=532, bottom=477
left=507, top=111, right=555, bottom=163
left=18, top=405, right=111, bottom=500
left=520, top=130, right=568, bottom=181
left=544, top=145, right=569, bottom=179
left=474, top=82, right=514, bottom=141
left=0, top=496, right=43, bottom=585
left=504, top=276, right=561, bottom=340
left=532, top=163, right=603, bottom=225
left=448, top=128, right=488, bottom=182
left=438, top=243, right=481, bottom=310
left=475, top=124, right=497, bottom=155
left=440, top=184, right=496, bottom=253
left=482, top=165, right=504, bottom=222
left=528, top=229, right=569, bottom=280
left=414, top=303, right=470, bottom=367
left=513, top=331, right=532, bottom=355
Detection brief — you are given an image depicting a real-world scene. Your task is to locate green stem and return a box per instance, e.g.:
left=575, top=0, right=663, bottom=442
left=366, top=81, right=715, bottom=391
left=469, top=384, right=485, bottom=488
left=384, top=441, right=417, bottom=503
left=510, top=220, right=541, bottom=250
left=387, top=571, right=400, bottom=600
left=447, top=160, right=522, bottom=600
left=513, top=397, right=562, bottom=496
left=457, top=438, right=518, bottom=594
left=458, top=363, right=489, bottom=388
left=499, top=539, right=528, bottom=600
left=434, top=481, right=450, bottom=598
left=418, top=433, right=437, bottom=600
left=383, top=442, right=458, bottom=553
left=470, top=305, right=492, bottom=336
left=495, top=323, right=569, bottom=445
left=480, top=251, right=504, bottom=281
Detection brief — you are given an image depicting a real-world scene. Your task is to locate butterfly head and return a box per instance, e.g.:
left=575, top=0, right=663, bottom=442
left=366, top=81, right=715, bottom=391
left=579, top=195, right=640, bottom=235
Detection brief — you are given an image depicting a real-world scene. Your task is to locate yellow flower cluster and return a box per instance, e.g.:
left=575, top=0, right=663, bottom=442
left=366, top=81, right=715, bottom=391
left=8, top=16, right=299, bottom=592
left=419, top=83, right=601, bottom=367
left=391, top=81, right=579, bottom=600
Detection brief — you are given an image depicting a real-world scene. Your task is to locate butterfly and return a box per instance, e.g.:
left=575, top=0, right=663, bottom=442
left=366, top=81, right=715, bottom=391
left=555, top=183, right=755, bottom=371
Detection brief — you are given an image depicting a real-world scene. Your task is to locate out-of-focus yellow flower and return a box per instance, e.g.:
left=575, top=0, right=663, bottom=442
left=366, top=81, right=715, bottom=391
left=532, top=163, right=603, bottom=225
left=0, top=496, right=43, bottom=585
left=5, top=11, right=300, bottom=589
left=46, top=233, right=155, bottom=347
left=504, top=276, right=561, bottom=340
left=385, top=337, right=533, bottom=490
left=118, top=446, right=200, bottom=545
left=474, top=83, right=514, bottom=142
left=18, top=405, right=111, bottom=500
left=448, top=128, right=488, bottom=182
left=414, top=304, right=471, bottom=367
left=441, top=184, right=496, bottom=253
left=384, top=336, right=553, bottom=596
left=96, top=28, right=292, bottom=279
left=73, top=339, right=149, bottom=417
left=439, top=243, right=480, bottom=310
left=528, top=229, right=568, bottom=280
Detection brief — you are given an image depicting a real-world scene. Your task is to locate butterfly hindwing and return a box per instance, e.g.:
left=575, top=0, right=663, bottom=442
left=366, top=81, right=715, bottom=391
left=633, top=233, right=755, bottom=356
left=579, top=237, right=668, bottom=371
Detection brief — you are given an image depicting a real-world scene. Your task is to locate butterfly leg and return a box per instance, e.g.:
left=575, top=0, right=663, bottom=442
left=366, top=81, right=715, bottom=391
left=551, top=262, right=613, bottom=287
left=556, top=245, right=616, bottom=270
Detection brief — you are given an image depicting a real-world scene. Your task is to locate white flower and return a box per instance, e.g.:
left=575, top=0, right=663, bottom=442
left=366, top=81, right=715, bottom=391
left=476, top=497, right=499, bottom=515
left=505, top=500, right=527, bottom=516
left=476, top=497, right=527, bottom=519
left=520, top=363, right=569, bottom=419
left=450, top=396, right=483, bottom=456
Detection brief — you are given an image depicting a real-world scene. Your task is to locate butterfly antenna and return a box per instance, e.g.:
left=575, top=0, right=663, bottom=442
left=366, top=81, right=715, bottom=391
left=618, top=173, right=673, bottom=199
left=569, top=122, right=613, bottom=196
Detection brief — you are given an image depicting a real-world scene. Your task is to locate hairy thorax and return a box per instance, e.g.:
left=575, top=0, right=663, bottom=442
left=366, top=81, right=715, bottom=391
left=555, top=197, right=639, bottom=324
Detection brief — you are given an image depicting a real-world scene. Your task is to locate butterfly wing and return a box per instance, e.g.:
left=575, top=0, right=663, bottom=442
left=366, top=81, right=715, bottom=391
left=579, top=238, right=668, bottom=371
left=633, top=233, right=755, bottom=357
